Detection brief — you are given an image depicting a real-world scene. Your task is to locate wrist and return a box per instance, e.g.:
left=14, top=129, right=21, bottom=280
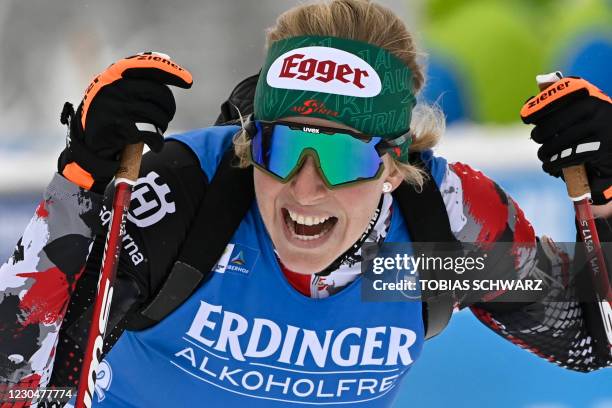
left=57, top=136, right=118, bottom=193
left=591, top=201, right=612, bottom=219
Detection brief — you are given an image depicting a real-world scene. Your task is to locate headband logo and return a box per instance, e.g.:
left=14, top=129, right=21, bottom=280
left=290, top=99, right=339, bottom=117
left=267, top=46, right=381, bottom=97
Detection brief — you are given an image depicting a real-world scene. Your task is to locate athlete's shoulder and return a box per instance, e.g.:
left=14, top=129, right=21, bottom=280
left=416, top=150, right=447, bottom=187
left=167, top=124, right=241, bottom=182
left=142, top=137, right=203, bottom=176
left=435, top=159, right=535, bottom=244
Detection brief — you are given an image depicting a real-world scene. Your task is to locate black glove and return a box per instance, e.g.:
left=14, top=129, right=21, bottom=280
left=520, top=77, right=612, bottom=204
left=58, top=52, right=193, bottom=192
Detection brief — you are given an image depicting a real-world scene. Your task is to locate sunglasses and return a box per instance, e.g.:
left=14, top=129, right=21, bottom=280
left=248, top=120, right=396, bottom=189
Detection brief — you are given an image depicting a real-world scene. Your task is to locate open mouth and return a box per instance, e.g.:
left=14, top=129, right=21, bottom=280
left=282, top=208, right=338, bottom=241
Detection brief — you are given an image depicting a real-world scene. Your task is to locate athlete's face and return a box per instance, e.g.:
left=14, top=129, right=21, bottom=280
left=254, top=117, right=403, bottom=275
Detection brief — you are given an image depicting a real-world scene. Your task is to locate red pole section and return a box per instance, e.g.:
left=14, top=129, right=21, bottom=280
left=76, top=143, right=143, bottom=408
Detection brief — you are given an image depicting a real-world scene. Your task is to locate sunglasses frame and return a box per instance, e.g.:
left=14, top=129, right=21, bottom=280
left=248, top=120, right=394, bottom=189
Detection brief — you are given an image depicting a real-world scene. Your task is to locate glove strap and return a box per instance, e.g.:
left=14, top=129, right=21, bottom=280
left=58, top=102, right=119, bottom=192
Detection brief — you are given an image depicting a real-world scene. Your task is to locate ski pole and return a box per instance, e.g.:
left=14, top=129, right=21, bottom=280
left=536, top=72, right=612, bottom=356
left=75, top=142, right=144, bottom=408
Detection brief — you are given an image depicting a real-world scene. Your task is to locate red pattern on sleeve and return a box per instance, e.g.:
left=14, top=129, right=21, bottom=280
left=450, top=163, right=508, bottom=244
left=16, top=267, right=82, bottom=326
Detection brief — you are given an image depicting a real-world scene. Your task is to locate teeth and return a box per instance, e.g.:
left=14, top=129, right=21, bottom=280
left=286, top=209, right=331, bottom=226
left=285, top=210, right=335, bottom=241
left=294, top=233, right=322, bottom=241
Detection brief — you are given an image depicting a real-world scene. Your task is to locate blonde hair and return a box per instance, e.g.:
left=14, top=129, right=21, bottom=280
left=233, top=0, right=445, bottom=187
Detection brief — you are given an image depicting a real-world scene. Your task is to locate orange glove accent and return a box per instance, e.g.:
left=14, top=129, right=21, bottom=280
left=521, top=77, right=612, bottom=122
left=62, top=162, right=95, bottom=190
left=81, top=53, right=193, bottom=130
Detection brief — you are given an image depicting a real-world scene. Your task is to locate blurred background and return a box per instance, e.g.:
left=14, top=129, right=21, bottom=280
left=0, top=0, right=611, bottom=407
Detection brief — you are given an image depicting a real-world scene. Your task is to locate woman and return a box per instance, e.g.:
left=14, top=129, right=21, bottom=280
left=1, top=0, right=610, bottom=407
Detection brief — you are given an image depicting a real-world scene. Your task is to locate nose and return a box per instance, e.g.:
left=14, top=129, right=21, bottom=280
left=290, top=154, right=328, bottom=204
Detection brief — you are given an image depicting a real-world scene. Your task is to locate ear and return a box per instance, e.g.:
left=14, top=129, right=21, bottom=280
left=383, top=156, right=405, bottom=192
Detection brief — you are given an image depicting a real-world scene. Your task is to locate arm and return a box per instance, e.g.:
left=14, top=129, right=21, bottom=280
left=0, top=53, right=192, bottom=397
left=48, top=140, right=208, bottom=389
left=441, top=161, right=611, bottom=372
left=0, top=175, right=102, bottom=389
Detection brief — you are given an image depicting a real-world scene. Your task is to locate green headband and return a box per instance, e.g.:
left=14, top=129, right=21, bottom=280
left=254, top=35, right=416, bottom=162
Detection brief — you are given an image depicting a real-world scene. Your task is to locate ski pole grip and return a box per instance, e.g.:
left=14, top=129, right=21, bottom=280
left=116, top=142, right=144, bottom=182
left=536, top=72, right=592, bottom=201
left=562, top=165, right=591, bottom=201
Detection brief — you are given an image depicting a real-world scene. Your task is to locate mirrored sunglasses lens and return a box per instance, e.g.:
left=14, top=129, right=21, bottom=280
left=253, top=122, right=382, bottom=186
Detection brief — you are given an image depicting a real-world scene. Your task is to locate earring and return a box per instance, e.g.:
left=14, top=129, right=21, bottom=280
left=382, top=182, right=393, bottom=193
